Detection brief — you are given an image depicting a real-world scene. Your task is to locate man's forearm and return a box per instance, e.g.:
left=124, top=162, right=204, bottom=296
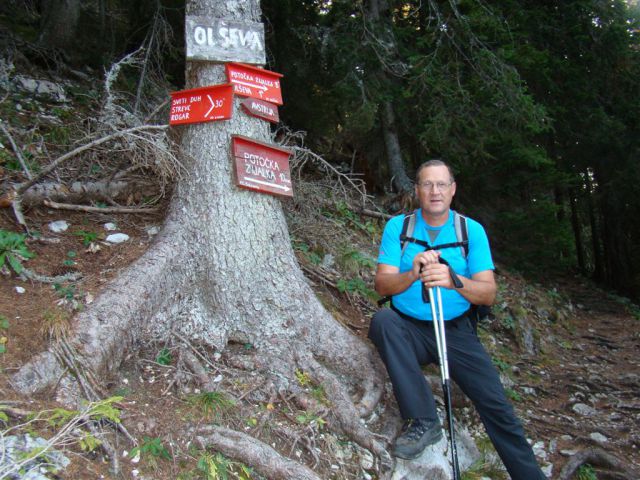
left=375, top=270, right=419, bottom=297
left=453, top=276, right=496, bottom=306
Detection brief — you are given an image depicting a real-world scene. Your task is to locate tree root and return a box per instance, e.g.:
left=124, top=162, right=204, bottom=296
left=195, top=425, right=323, bottom=480
left=43, top=199, right=158, bottom=214
left=558, top=447, right=639, bottom=480
left=295, top=351, right=395, bottom=477
left=19, top=268, right=82, bottom=284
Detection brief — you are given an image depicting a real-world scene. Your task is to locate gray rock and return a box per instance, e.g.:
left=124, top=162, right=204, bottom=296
left=14, top=75, right=67, bottom=102
left=572, top=403, right=596, bottom=416
left=0, top=434, right=70, bottom=479
left=105, top=233, right=130, bottom=244
left=104, top=222, right=117, bottom=231
left=589, top=432, right=608, bottom=444
left=391, top=419, right=480, bottom=480
left=321, top=253, right=335, bottom=269
left=48, top=220, right=69, bottom=233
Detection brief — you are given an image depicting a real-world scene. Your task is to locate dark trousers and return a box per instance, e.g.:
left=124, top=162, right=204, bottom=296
left=369, top=308, right=546, bottom=480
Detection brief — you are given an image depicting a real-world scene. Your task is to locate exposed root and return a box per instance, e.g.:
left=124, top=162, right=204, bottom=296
left=195, top=425, right=322, bottom=480
left=19, top=268, right=82, bottom=284
left=43, top=199, right=158, bottom=214
left=295, top=351, right=395, bottom=476
left=558, top=447, right=639, bottom=480
left=179, top=347, right=219, bottom=392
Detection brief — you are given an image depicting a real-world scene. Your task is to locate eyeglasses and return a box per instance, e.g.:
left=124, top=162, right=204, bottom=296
left=417, top=181, right=453, bottom=191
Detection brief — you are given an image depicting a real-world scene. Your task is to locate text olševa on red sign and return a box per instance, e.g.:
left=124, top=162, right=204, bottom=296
left=169, top=84, right=233, bottom=125
left=225, top=63, right=283, bottom=105
left=232, top=135, right=292, bottom=198
left=240, top=98, right=280, bottom=123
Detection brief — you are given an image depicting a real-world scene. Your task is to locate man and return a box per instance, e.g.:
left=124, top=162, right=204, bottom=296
left=368, top=159, right=545, bottom=479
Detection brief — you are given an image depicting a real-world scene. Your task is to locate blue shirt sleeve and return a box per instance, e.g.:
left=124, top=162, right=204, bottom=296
left=377, top=215, right=404, bottom=267
left=466, top=218, right=495, bottom=275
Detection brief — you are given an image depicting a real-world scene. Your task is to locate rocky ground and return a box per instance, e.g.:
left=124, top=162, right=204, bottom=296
left=1, top=202, right=640, bottom=479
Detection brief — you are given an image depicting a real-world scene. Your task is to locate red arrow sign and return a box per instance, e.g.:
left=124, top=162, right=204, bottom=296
left=169, top=84, right=233, bottom=125
left=240, top=98, right=280, bottom=123
left=232, top=135, right=293, bottom=197
left=225, top=63, right=283, bottom=105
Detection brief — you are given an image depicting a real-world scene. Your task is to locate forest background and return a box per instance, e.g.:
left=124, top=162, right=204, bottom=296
left=4, top=0, right=640, bottom=299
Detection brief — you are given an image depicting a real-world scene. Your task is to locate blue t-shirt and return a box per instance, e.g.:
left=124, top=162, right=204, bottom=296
left=377, top=209, right=494, bottom=321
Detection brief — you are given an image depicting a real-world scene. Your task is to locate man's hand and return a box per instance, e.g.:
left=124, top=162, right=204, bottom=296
left=420, top=261, right=454, bottom=289
left=411, top=250, right=440, bottom=279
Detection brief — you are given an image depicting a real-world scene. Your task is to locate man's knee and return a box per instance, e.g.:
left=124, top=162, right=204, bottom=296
left=368, top=308, right=402, bottom=345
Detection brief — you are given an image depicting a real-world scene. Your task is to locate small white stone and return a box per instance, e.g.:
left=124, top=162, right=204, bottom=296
left=146, top=226, right=160, bottom=236
left=104, top=222, right=117, bottom=231
left=130, top=451, right=140, bottom=463
left=213, top=374, right=223, bottom=383
left=106, top=233, right=130, bottom=244
left=590, top=432, right=608, bottom=444
left=15, top=286, right=25, bottom=294
left=48, top=220, right=69, bottom=232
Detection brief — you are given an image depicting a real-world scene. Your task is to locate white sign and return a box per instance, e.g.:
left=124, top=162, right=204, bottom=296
left=186, top=16, right=266, bottom=65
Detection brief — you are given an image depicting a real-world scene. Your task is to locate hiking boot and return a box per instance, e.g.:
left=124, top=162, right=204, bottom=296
left=392, top=418, right=443, bottom=460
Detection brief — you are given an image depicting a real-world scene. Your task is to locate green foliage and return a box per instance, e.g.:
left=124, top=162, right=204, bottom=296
left=130, top=436, right=171, bottom=464
left=0, top=406, right=8, bottom=424
left=79, top=433, right=102, bottom=453
left=53, top=283, right=77, bottom=301
left=576, top=463, right=597, bottom=480
left=336, top=278, right=377, bottom=301
left=461, top=434, right=508, bottom=480
left=156, top=347, right=173, bottom=365
left=492, top=357, right=510, bottom=373
left=0, top=314, right=8, bottom=355
left=187, top=391, right=235, bottom=420
left=73, top=230, right=99, bottom=246
left=295, top=411, right=326, bottom=429
left=292, top=240, right=322, bottom=265
left=0, top=229, right=35, bottom=275
left=505, top=388, right=522, bottom=402
left=295, top=368, right=312, bottom=386
left=334, top=201, right=378, bottom=235
left=196, top=451, right=253, bottom=480
left=337, top=246, right=376, bottom=275
left=63, top=250, right=77, bottom=267
left=310, top=384, right=329, bottom=406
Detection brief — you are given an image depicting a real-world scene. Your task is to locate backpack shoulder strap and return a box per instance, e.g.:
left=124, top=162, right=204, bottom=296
left=400, top=210, right=417, bottom=257
left=453, top=211, right=469, bottom=258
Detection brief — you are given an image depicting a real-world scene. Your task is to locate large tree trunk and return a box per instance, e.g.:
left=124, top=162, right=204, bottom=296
left=366, top=0, right=414, bottom=194
left=569, top=186, right=586, bottom=273
left=14, top=0, right=391, bottom=476
left=38, top=0, right=81, bottom=50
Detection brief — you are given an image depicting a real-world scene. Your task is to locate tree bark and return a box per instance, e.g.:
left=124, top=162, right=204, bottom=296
left=366, top=0, right=414, bottom=194
left=38, top=0, right=81, bottom=50
left=13, top=0, right=386, bottom=474
left=569, top=187, right=586, bottom=273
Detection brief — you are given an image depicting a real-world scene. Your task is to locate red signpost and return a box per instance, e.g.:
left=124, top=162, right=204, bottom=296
left=240, top=98, right=280, bottom=123
left=225, top=63, right=283, bottom=105
left=169, top=84, right=234, bottom=125
left=232, top=135, right=293, bottom=197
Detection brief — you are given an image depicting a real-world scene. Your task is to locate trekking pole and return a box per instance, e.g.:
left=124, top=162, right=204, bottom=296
left=427, top=285, right=461, bottom=480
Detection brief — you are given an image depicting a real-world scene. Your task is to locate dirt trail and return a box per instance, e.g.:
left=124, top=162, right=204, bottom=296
left=522, top=281, right=640, bottom=476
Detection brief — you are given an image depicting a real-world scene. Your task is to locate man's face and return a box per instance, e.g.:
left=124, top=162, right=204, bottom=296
left=415, top=165, right=456, bottom=218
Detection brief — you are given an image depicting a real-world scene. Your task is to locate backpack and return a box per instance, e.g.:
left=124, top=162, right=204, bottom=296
left=379, top=209, right=491, bottom=333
